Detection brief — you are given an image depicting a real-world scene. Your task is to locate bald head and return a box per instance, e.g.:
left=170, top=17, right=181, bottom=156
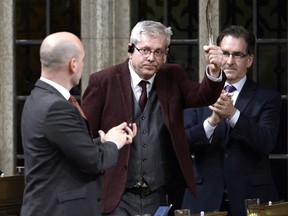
left=39, top=32, right=85, bottom=90
left=40, top=32, right=83, bottom=72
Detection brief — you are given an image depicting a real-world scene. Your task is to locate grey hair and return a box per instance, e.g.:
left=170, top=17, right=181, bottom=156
left=130, top=20, right=173, bottom=48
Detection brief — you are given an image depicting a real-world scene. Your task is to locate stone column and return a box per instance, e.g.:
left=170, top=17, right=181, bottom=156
left=81, top=0, right=131, bottom=93
left=0, top=0, right=15, bottom=176
left=199, top=0, right=219, bottom=80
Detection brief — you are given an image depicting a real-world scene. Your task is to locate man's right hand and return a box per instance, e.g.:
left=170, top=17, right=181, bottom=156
left=98, top=122, right=137, bottom=149
left=209, top=90, right=235, bottom=121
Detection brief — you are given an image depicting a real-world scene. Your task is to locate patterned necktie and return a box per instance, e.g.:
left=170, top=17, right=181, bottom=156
left=69, top=95, right=86, bottom=119
left=224, top=84, right=236, bottom=93
left=138, top=80, right=149, bottom=112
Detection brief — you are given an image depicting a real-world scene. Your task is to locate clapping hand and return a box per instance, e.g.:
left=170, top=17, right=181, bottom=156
left=209, top=90, right=236, bottom=120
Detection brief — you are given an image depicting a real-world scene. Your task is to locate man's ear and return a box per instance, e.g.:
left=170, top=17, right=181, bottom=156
left=247, top=54, right=254, bottom=68
left=69, top=58, right=77, bottom=73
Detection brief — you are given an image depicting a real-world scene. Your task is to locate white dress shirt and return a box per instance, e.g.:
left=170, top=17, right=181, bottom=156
left=128, top=61, right=155, bottom=101
left=40, top=77, right=71, bottom=99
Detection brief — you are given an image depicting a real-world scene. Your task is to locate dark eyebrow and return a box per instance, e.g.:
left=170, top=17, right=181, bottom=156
left=233, top=51, right=246, bottom=55
left=222, top=50, right=245, bottom=54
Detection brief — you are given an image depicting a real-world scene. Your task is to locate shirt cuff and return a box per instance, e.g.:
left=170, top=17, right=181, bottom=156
left=106, top=139, right=121, bottom=149
left=205, top=65, right=223, bottom=82
left=203, top=118, right=217, bottom=140
left=227, top=109, right=240, bottom=127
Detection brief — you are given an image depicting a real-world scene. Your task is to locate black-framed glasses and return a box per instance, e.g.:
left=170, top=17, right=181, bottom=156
left=222, top=51, right=248, bottom=60
left=134, top=45, right=167, bottom=58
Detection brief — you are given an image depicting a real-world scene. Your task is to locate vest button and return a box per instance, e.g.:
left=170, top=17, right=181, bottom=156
left=141, top=116, right=146, bottom=120
left=143, top=143, right=147, bottom=148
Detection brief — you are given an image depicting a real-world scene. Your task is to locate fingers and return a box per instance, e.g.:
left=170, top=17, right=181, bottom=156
left=102, top=122, right=137, bottom=149
left=125, top=134, right=133, bottom=144
left=204, top=45, right=223, bottom=76
left=124, top=123, right=137, bottom=144
left=211, top=94, right=235, bottom=120
left=130, top=123, right=137, bottom=137
left=117, top=122, right=137, bottom=137
left=203, top=45, right=209, bottom=53
left=125, top=123, right=137, bottom=136
left=114, top=122, right=128, bottom=130
left=203, top=44, right=223, bottom=57
left=214, top=95, right=232, bottom=109
left=98, top=130, right=106, bottom=143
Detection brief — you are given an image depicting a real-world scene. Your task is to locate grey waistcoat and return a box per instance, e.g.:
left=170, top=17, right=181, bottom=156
left=126, top=87, right=172, bottom=191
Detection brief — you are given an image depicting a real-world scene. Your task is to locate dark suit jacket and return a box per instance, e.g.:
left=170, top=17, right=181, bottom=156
left=82, top=58, right=225, bottom=213
left=182, top=79, right=281, bottom=216
left=20, top=80, right=119, bottom=216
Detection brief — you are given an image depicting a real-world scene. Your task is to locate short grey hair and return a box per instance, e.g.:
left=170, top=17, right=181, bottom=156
left=130, top=20, right=173, bottom=48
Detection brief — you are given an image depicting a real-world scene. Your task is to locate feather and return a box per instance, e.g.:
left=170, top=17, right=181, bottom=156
left=206, top=0, right=214, bottom=45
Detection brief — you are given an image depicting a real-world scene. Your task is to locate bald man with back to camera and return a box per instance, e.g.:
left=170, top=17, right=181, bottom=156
left=20, top=32, right=137, bottom=216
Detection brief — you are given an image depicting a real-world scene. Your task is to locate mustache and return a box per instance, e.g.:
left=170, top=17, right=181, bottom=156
left=222, top=65, right=237, bottom=71
left=143, top=64, right=157, bottom=67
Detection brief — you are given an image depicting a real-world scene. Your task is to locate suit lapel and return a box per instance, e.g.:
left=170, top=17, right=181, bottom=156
left=154, top=68, right=169, bottom=115
left=222, top=79, right=257, bottom=147
left=116, top=61, right=134, bottom=123
left=235, top=79, right=257, bottom=113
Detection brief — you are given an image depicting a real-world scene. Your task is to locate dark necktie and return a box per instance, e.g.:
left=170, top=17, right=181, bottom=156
left=224, top=84, right=236, bottom=93
left=69, top=95, right=87, bottom=119
left=139, top=80, right=148, bottom=112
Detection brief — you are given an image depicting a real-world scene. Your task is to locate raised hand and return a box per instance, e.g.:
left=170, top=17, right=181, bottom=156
left=203, top=44, right=223, bottom=77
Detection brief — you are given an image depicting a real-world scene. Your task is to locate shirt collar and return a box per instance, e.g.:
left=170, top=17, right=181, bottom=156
left=40, top=77, right=70, bottom=100
left=225, top=75, right=247, bottom=92
left=128, top=60, right=155, bottom=91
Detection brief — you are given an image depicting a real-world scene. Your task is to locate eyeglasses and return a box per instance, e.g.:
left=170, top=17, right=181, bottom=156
left=134, top=45, right=167, bottom=58
left=222, top=51, right=248, bottom=60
